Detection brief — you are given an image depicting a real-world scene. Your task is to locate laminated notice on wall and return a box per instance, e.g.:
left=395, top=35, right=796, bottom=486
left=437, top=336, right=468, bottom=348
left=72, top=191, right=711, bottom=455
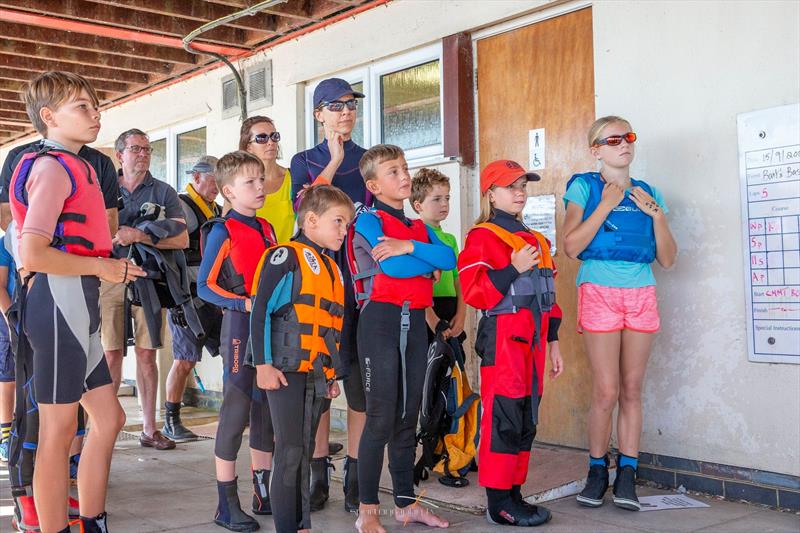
left=738, top=103, right=800, bottom=364
left=522, top=194, right=556, bottom=255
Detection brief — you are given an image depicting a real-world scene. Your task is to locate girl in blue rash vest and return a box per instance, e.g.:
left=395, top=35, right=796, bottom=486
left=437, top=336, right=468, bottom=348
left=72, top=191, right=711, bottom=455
left=290, top=77, right=369, bottom=511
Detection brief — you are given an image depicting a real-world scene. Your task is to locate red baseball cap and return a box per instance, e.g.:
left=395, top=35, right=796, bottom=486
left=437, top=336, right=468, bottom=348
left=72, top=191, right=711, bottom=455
left=480, top=160, right=540, bottom=193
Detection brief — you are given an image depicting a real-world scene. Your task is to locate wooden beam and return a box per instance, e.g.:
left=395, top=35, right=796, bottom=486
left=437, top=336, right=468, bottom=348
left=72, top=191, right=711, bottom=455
left=0, top=67, right=130, bottom=94
left=0, top=1, right=253, bottom=46
left=0, top=39, right=175, bottom=75
left=0, top=55, right=149, bottom=85
left=85, top=0, right=279, bottom=33
left=1, top=22, right=198, bottom=65
left=0, top=100, right=25, bottom=113
left=442, top=32, right=475, bottom=166
left=0, top=120, right=28, bottom=130
left=0, top=110, right=30, bottom=121
left=0, top=90, right=22, bottom=103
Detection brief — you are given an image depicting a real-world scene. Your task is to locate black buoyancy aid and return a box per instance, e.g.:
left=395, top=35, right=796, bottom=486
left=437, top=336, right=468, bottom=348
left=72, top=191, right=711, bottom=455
left=253, top=241, right=345, bottom=397
left=178, top=187, right=221, bottom=267
left=9, top=147, right=112, bottom=257
left=200, top=215, right=276, bottom=296
left=473, top=223, right=556, bottom=317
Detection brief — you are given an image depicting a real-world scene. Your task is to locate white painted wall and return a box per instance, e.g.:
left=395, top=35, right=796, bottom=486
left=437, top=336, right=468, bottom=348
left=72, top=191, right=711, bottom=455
left=2, top=0, right=798, bottom=477
left=593, top=0, right=800, bottom=476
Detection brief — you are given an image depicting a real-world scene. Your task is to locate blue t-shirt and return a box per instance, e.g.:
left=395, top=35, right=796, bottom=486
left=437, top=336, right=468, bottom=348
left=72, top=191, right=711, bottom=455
left=290, top=139, right=369, bottom=207
left=0, top=232, right=15, bottom=297
left=563, top=175, right=668, bottom=288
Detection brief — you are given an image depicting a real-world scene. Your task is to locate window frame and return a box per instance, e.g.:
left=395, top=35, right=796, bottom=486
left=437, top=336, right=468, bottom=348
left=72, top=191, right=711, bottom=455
left=147, top=117, right=207, bottom=190
left=304, top=42, right=443, bottom=162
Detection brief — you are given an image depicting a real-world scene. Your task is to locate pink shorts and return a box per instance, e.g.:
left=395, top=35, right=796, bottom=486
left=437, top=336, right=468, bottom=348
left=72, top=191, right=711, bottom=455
left=578, top=283, right=660, bottom=333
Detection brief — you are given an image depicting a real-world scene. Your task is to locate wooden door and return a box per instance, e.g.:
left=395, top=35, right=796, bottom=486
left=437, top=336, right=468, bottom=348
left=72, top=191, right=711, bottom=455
left=476, top=7, right=595, bottom=448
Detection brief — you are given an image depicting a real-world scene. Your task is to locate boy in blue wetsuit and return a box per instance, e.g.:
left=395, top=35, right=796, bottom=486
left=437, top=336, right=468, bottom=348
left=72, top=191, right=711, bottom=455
left=198, top=151, right=277, bottom=532
left=252, top=185, right=355, bottom=533
left=349, top=145, right=454, bottom=533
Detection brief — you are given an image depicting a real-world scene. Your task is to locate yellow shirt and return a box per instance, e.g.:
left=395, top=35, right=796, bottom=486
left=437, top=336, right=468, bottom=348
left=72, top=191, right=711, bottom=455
left=256, top=169, right=295, bottom=243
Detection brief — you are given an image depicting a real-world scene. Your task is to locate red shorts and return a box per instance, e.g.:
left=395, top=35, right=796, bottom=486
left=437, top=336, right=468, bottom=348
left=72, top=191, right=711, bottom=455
left=578, top=283, right=660, bottom=333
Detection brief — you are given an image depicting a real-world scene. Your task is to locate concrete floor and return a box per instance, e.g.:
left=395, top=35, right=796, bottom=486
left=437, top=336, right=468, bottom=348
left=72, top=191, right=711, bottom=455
left=1, top=398, right=797, bottom=532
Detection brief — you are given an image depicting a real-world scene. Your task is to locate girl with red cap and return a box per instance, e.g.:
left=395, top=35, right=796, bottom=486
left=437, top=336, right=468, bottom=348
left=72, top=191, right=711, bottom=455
left=458, top=160, right=564, bottom=527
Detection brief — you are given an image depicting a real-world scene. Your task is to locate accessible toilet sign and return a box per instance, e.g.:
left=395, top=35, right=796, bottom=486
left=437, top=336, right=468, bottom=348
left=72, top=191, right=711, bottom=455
left=738, top=103, right=800, bottom=364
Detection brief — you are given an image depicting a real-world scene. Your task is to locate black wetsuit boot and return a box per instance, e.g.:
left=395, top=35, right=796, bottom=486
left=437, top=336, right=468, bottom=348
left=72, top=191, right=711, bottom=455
left=343, top=455, right=360, bottom=513
left=251, top=469, right=272, bottom=515
left=214, top=478, right=260, bottom=532
left=309, top=456, right=331, bottom=511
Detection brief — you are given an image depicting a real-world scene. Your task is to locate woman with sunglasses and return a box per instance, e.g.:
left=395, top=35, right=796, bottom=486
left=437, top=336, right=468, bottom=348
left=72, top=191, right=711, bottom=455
left=289, top=78, right=369, bottom=513
left=240, top=116, right=295, bottom=243
left=563, top=116, right=677, bottom=512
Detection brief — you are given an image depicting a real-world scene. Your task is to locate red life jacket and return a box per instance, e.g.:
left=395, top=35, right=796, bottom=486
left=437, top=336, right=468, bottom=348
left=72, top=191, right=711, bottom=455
left=349, top=209, right=434, bottom=309
left=202, top=215, right=276, bottom=296
left=9, top=148, right=111, bottom=258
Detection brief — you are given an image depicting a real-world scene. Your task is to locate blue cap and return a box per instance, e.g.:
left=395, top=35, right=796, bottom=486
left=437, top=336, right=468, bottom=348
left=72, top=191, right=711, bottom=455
left=313, top=78, right=365, bottom=108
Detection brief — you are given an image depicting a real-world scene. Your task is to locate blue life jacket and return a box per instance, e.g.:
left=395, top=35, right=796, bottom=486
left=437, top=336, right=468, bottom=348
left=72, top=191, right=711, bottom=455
left=567, top=172, right=656, bottom=263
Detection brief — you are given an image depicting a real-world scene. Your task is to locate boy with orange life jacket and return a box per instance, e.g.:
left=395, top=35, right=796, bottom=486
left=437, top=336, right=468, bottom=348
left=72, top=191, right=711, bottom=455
left=9, top=71, right=145, bottom=533
left=198, top=151, right=277, bottom=532
left=348, top=145, right=453, bottom=533
left=458, top=160, right=564, bottom=527
left=251, top=185, right=354, bottom=533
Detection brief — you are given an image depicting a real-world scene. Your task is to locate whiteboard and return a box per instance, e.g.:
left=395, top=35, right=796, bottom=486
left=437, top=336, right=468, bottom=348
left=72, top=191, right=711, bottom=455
left=738, top=103, right=800, bottom=364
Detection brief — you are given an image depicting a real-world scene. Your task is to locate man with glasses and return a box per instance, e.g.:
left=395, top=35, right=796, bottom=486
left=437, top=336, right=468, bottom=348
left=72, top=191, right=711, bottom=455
left=162, top=156, right=223, bottom=442
left=101, top=128, right=189, bottom=451
left=290, top=78, right=370, bottom=512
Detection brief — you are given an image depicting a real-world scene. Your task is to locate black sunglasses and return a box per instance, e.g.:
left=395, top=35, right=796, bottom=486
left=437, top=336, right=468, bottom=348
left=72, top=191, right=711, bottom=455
left=250, top=132, right=281, bottom=144
left=318, top=99, right=358, bottom=112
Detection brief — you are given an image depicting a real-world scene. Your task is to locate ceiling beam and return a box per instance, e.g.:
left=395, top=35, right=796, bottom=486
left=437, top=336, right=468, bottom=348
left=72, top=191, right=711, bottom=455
left=0, top=55, right=150, bottom=85
left=0, top=110, right=30, bottom=121
left=0, top=100, right=25, bottom=113
left=0, top=90, right=22, bottom=103
left=1, top=23, right=198, bottom=65
left=0, top=5, right=251, bottom=50
left=0, top=73, right=133, bottom=96
left=0, top=118, right=29, bottom=128
left=0, top=39, right=176, bottom=75
left=84, top=0, right=279, bottom=33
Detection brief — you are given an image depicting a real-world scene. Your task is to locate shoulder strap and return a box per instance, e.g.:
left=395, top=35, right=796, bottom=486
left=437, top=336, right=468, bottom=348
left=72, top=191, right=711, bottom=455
left=473, top=222, right=528, bottom=252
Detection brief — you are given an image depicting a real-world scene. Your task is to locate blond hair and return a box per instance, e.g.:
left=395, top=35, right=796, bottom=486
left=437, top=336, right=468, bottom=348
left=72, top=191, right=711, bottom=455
left=587, top=115, right=631, bottom=147
left=215, top=151, right=264, bottom=201
left=297, top=185, right=355, bottom=228
left=359, top=144, right=405, bottom=182
left=410, top=168, right=450, bottom=212
left=23, top=71, right=99, bottom=135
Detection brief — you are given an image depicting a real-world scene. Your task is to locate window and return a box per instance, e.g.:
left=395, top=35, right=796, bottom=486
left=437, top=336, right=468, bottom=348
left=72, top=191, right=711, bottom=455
left=305, top=44, right=443, bottom=161
left=150, top=137, right=168, bottom=183
left=147, top=119, right=207, bottom=190
left=177, top=126, right=207, bottom=191
left=379, top=60, right=441, bottom=151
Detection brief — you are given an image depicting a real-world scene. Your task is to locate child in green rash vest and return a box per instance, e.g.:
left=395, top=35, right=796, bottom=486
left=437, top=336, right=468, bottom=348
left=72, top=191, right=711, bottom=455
left=411, top=168, right=466, bottom=342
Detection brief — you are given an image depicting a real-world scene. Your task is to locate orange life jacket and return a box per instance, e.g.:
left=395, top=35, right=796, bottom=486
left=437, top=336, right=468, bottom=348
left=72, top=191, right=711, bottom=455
left=253, top=241, right=344, bottom=395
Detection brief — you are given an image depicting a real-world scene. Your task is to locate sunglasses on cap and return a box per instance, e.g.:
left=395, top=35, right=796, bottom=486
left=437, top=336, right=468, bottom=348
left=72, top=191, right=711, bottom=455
left=318, top=99, right=358, bottom=112
left=249, top=132, right=281, bottom=144
left=594, top=132, right=637, bottom=147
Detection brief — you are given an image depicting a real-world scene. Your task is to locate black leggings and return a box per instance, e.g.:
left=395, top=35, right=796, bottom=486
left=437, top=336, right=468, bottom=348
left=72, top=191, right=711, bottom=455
left=214, top=310, right=273, bottom=461
left=357, top=301, right=427, bottom=507
left=267, top=372, right=325, bottom=533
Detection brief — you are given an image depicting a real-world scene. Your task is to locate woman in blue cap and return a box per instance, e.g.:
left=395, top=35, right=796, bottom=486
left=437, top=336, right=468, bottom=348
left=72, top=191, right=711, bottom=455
left=290, top=78, right=370, bottom=512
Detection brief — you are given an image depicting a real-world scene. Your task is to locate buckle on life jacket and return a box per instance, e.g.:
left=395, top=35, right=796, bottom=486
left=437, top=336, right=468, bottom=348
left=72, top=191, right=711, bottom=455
left=399, top=300, right=411, bottom=419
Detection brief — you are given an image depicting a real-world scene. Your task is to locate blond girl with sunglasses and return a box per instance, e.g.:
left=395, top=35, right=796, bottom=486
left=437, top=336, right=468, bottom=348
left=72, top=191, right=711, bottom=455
left=563, top=116, right=677, bottom=511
